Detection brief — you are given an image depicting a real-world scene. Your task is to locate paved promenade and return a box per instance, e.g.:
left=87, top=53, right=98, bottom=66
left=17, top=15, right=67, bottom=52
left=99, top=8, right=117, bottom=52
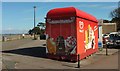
left=1, top=38, right=119, bottom=70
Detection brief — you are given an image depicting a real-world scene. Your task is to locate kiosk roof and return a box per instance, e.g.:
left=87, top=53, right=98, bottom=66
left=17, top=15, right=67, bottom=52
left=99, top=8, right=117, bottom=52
left=47, top=7, right=98, bottom=23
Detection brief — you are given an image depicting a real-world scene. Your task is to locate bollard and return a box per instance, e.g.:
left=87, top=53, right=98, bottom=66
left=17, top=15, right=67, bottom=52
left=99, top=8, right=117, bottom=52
left=2, top=36, right=7, bottom=42
left=77, top=54, right=80, bottom=68
left=106, top=44, right=108, bottom=56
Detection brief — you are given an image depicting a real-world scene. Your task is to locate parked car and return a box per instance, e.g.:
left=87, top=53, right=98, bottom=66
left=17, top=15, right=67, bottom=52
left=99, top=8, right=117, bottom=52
left=102, top=33, right=109, bottom=44
left=40, top=34, right=46, bottom=40
left=106, top=32, right=120, bottom=48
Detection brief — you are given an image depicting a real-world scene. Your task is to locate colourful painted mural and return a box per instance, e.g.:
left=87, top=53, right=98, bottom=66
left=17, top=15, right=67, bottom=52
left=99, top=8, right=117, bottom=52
left=46, top=36, right=76, bottom=55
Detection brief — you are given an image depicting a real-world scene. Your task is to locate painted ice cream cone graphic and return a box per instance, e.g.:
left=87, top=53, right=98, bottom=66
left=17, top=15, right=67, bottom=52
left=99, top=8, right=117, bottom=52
left=85, top=24, right=95, bottom=50
left=65, top=36, right=76, bottom=54
left=56, top=36, right=65, bottom=55
left=47, top=37, right=56, bottom=54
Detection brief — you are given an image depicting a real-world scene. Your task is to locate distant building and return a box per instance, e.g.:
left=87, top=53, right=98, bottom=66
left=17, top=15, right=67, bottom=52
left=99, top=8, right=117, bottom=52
left=98, top=19, right=117, bottom=34
left=101, top=23, right=117, bottom=34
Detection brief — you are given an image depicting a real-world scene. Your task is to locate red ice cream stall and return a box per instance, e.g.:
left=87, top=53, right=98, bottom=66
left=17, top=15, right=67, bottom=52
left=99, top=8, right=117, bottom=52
left=46, top=7, right=98, bottom=62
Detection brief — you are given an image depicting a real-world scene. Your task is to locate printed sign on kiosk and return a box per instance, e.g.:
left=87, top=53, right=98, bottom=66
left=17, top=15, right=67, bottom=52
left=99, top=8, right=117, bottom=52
left=46, top=7, right=98, bottom=61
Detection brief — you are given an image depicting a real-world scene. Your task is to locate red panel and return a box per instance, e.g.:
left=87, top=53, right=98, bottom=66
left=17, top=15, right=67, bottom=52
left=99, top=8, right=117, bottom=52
left=51, top=24, right=60, bottom=41
left=76, top=17, right=98, bottom=60
left=46, top=7, right=98, bottom=61
left=47, top=7, right=98, bottom=23
left=76, top=18, right=85, bottom=55
left=61, top=24, right=71, bottom=39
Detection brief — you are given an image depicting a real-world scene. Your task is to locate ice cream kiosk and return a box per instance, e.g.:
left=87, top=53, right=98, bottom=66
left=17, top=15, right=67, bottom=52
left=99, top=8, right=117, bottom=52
left=46, top=7, right=98, bottom=62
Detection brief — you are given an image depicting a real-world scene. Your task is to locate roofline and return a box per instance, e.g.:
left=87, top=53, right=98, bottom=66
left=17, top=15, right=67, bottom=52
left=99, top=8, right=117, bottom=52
left=46, top=7, right=98, bottom=23
left=76, top=16, right=98, bottom=23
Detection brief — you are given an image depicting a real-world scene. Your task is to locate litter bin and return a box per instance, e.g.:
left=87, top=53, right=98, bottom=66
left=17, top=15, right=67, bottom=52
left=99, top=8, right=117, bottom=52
left=2, top=36, right=7, bottom=42
left=40, top=34, right=46, bottom=40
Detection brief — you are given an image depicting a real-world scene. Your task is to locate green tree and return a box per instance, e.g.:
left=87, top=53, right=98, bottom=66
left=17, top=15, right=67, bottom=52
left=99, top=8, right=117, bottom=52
left=110, top=7, right=120, bottom=18
left=37, top=22, right=46, bottom=30
left=37, top=22, right=46, bottom=39
left=32, top=27, right=41, bottom=35
left=37, top=22, right=46, bottom=35
left=103, top=19, right=110, bottom=23
left=28, top=22, right=46, bottom=37
left=28, top=29, right=33, bottom=35
left=110, top=6, right=120, bottom=31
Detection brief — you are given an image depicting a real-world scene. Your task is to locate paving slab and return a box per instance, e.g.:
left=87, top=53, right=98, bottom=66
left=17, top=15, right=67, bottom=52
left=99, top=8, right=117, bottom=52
left=2, top=60, right=16, bottom=69
left=2, top=39, right=119, bottom=69
left=96, top=48, right=119, bottom=55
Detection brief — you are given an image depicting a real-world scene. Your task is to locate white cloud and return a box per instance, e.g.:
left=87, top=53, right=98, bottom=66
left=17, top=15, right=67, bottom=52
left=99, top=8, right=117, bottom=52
left=74, top=4, right=117, bottom=10
left=74, top=4, right=100, bottom=8
left=101, top=5, right=117, bottom=9
left=23, top=9, right=33, bottom=13
left=7, top=27, right=13, bottom=30
left=2, top=29, right=28, bottom=34
left=23, top=17, right=40, bottom=21
left=23, top=17, right=33, bottom=21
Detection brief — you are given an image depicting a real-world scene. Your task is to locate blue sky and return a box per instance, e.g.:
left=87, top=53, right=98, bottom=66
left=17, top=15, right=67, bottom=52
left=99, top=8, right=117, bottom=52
left=2, top=2, right=118, bottom=34
left=1, top=0, right=120, bottom=2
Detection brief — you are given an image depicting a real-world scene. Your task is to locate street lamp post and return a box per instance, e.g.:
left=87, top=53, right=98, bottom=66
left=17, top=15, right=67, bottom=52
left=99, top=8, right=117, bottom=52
left=33, top=6, right=36, bottom=39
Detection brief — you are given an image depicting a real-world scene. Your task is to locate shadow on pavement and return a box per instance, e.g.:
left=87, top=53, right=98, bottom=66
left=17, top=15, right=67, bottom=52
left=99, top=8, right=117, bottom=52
left=103, top=45, right=120, bottom=49
left=2, top=47, right=76, bottom=63
left=106, top=47, right=120, bottom=49
left=2, top=46, right=47, bottom=58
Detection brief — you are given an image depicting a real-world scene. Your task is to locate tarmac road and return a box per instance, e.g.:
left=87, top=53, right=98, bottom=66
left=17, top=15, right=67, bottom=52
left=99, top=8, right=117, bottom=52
left=81, top=51, right=119, bottom=69
left=1, top=38, right=119, bottom=70
left=2, top=39, right=34, bottom=51
left=2, top=39, right=76, bottom=69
